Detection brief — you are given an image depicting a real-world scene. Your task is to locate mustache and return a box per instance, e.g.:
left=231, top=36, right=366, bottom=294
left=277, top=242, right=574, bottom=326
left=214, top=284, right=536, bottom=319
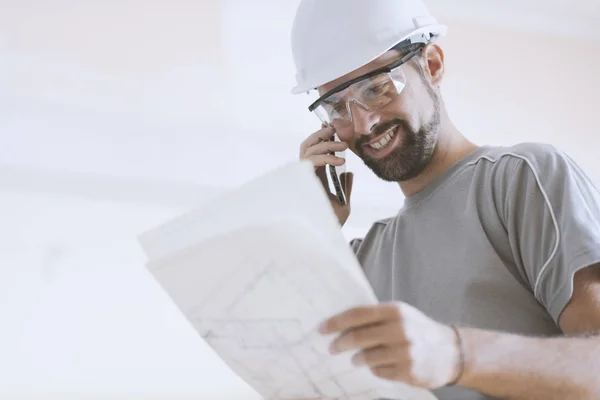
left=355, top=118, right=408, bottom=146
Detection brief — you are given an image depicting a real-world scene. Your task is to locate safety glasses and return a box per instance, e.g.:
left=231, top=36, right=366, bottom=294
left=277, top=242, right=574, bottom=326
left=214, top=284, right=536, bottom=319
left=308, top=44, right=423, bottom=128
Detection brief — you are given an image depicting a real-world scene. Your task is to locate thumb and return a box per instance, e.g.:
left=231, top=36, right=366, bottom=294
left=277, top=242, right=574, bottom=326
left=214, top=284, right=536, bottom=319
left=340, top=172, right=354, bottom=202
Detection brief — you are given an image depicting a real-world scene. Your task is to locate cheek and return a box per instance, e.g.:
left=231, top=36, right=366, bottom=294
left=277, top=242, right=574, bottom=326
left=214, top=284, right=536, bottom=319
left=334, top=126, right=356, bottom=145
left=405, top=79, right=437, bottom=122
left=381, top=95, right=415, bottom=125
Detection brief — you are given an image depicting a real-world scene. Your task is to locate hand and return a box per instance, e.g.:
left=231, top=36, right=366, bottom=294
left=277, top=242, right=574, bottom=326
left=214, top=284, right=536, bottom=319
left=318, top=302, right=461, bottom=389
left=299, top=126, right=354, bottom=226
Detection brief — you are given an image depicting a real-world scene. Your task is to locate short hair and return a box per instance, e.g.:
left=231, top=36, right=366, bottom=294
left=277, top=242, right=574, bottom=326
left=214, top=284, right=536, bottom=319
left=393, top=42, right=427, bottom=80
left=393, top=42, right=439, bottom=96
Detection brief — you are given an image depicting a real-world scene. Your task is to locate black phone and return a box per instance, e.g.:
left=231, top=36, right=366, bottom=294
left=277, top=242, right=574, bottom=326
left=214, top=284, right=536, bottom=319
left=327, top=135, right=347, bottom=205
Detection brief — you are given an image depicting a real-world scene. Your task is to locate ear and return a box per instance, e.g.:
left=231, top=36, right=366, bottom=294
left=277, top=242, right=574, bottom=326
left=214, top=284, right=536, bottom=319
left=423, top=43, right=445, bottom=87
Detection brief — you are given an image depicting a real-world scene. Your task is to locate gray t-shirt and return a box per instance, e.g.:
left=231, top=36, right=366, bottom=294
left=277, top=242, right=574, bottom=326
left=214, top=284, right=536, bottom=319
left=350, top=143, right=600, bottom=400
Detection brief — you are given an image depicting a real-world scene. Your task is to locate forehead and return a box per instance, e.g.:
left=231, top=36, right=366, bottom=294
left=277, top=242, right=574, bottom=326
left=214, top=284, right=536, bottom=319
left=318, top=50, right=400, bottom=95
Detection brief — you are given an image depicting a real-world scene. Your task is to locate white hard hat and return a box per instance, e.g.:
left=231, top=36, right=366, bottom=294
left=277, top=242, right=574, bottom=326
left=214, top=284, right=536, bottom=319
left=290, top=0, right=447, bottom=94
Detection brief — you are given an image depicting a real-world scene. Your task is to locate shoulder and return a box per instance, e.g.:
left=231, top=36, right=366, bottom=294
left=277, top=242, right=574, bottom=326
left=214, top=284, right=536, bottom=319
left=476, top=143, right=600, bottom=209
left=480, top=142, right=572, bottom=169
left=475, top=141, right=559, bottom=164
left=472, top=142, right=582, bottom=184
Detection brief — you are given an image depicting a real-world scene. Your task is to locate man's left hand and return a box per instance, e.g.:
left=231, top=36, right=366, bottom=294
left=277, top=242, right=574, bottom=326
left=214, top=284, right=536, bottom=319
left=318, top=302, right=461, bottom=389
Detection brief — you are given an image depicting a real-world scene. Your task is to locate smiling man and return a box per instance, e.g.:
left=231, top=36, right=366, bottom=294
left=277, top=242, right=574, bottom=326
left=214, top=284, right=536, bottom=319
left=292, top=0, right=600, bottom=399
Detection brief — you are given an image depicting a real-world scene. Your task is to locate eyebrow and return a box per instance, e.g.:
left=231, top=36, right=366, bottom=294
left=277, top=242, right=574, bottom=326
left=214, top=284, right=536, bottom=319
left=322, top=97, right=343, bottom=107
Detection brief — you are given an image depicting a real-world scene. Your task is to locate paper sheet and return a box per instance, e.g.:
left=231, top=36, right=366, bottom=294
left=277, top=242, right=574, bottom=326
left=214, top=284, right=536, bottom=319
left=139, top=161, right=437, bottom=400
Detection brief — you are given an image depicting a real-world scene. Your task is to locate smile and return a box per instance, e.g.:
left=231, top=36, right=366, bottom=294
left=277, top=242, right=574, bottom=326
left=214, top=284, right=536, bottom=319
left=368, top=126, right=398, bottom=150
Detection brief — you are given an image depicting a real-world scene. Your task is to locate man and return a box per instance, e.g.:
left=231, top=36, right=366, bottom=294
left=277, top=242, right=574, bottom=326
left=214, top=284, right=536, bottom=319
left=291, top=0, right=600, bottom=399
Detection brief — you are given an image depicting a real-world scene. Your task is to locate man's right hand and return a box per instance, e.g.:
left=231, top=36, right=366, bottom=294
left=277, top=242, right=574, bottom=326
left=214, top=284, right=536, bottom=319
left=299, top=126, right=354, bottom=226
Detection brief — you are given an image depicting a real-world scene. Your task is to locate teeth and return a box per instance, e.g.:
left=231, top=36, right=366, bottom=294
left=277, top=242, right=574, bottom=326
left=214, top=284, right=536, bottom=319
left=369, top=128, right=396, bottom=150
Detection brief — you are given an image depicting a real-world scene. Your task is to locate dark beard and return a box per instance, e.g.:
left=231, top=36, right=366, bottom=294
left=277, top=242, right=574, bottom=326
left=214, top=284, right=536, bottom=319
left=355, top=95, right=441, bottom=182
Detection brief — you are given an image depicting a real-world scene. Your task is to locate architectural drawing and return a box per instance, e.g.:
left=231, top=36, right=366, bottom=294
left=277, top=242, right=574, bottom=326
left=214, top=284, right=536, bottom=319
left=147, top=223, right=436, bottom=400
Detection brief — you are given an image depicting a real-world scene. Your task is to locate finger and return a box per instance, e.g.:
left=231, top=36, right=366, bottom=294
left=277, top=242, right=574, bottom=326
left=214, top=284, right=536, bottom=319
left=308, top=154, right=345, bottom=168
left=352, top=345, right=407, bottom=368
left=299, top=127, right=336, bottom=155
left=340, top=172, right=354, bottom=201
left=319, top=304, right=399, bottom=334
left=302, top=140, right=348, bottom=159
left=315, top=165, right=329, bottom=190
left=371, top=365, right=398, bottom=381
left=329, top=323, right=400, bottom=354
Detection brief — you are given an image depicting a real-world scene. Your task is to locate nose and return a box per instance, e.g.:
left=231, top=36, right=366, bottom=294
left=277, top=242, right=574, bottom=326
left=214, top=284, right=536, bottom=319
left=349, top=101, right=380, bottom=136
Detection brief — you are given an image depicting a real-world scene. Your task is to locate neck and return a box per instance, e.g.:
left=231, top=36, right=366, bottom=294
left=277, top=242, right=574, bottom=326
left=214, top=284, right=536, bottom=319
left=398, top=118, right=478, bottom=197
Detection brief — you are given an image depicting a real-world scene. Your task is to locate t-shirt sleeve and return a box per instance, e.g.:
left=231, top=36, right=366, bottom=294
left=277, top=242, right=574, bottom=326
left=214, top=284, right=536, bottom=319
left=504, top=146, right=600, bottom=324
left=349, top=238, right=364, bottom=254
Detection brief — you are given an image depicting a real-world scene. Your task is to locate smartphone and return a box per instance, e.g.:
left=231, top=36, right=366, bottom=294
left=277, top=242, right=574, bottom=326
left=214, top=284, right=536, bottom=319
left=327, top=134, right=347, bottom=205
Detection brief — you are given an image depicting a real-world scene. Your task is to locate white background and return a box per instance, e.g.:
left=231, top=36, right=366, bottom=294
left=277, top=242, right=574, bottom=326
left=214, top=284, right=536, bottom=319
left=1, top=0, right=599, bottom=398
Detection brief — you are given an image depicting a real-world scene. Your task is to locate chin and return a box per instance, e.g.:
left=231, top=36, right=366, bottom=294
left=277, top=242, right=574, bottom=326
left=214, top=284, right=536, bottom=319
left=364, top=145, right=432, bottom=182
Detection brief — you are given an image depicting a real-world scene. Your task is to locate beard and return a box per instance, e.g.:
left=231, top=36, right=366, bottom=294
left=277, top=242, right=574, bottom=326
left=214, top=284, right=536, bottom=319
left=355, top=94, right=441, bottom=182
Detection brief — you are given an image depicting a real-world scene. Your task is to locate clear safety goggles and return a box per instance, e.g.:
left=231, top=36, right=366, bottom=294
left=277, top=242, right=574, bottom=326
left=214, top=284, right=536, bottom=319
left=308, top=44, right=423, bottom=128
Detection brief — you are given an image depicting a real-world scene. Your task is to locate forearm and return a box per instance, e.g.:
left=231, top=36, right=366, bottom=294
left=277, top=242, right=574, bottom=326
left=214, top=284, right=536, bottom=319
left=458, top=328, right=600, bottom=400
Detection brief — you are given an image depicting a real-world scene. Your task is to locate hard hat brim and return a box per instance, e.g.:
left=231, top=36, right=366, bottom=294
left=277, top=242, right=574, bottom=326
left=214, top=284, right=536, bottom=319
left=291, top=24, right=447, bottom=95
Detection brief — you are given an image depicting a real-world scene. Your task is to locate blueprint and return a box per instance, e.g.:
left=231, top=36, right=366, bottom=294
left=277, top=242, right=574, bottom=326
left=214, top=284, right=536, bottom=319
left=139, top=161, right=437, bottom=400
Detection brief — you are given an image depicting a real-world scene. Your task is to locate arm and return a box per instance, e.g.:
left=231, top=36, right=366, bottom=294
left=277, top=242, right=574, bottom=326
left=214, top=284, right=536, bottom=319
left=458, top=263, right=600, bottom=400
left=457, top=148, right=600, bottom=399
